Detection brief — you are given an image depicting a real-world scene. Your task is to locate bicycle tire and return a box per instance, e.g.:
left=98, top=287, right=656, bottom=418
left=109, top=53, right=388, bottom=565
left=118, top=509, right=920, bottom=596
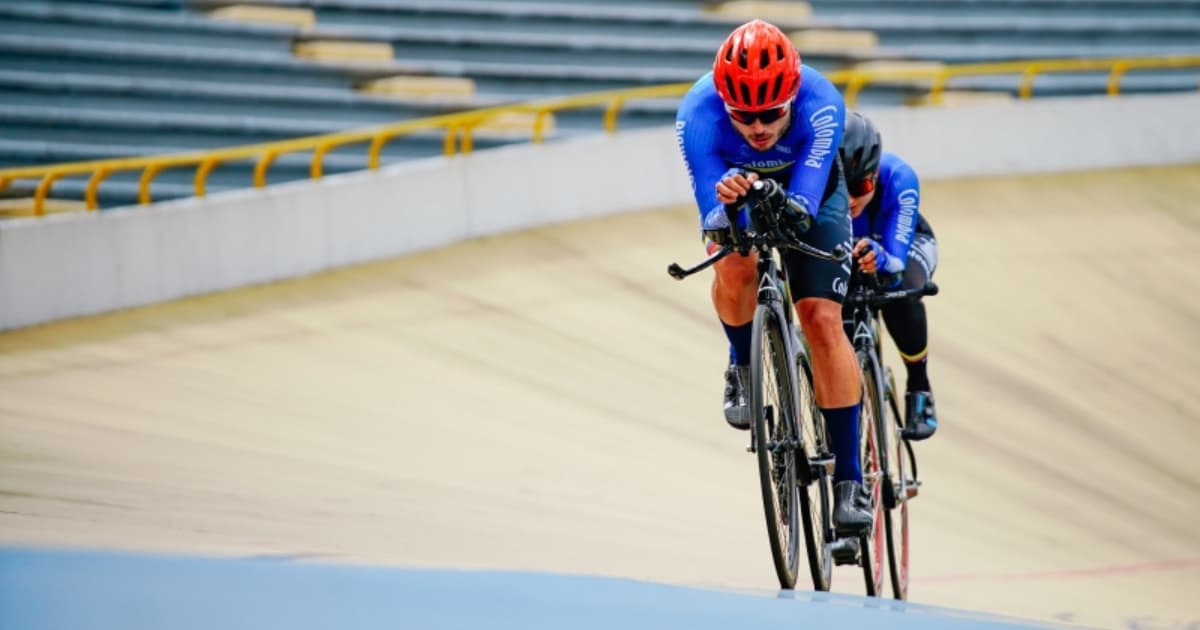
left=858, top=352, right=887, bottom=597
left=750, top=304, right=801, bottom=589
left=882, top=372, right=910, bottom=600
left=794, top=346, right=833, bottom=592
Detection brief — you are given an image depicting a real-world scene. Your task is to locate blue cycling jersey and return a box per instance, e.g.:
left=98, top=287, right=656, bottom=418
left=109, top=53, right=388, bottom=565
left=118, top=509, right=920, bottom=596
left=675, top=65, right=844, bottom=223
left=852, top=152, right=921, bottom=275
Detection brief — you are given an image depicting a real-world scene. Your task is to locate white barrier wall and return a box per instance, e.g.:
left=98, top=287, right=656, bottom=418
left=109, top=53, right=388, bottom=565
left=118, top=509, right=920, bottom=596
left=865, top=92, right=1200, bottom=181
left=3, top=92, right=1199, bottom=330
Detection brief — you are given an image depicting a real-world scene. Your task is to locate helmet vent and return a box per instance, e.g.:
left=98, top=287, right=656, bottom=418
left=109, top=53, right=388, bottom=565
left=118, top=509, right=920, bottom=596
left=770, top=74, right=783, bottom=103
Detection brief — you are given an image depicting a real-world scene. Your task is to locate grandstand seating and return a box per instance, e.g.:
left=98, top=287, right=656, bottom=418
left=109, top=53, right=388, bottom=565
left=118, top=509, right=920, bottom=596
left=2, top=0, right=1198, bottom=208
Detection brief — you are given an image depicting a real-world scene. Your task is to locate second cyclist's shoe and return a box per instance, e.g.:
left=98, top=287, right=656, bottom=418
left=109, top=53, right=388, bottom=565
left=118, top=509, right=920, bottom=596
left=902, top=391, right=938, bottom=441
left=833, top=480, right=874, bottom=535
left=723, top=365, right=752, bottom=430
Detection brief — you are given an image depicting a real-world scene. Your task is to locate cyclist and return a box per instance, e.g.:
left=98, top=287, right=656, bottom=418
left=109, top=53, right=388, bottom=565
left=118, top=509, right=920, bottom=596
left=675, top=18, right=871, bottom=532
left=840, top=111, right=940, bottom=440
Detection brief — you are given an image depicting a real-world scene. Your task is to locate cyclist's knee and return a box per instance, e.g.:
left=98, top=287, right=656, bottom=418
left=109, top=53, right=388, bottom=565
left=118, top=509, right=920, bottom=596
left=714, top=254, right=757, bottom=288
left=797, top=299, right=845, bottom=348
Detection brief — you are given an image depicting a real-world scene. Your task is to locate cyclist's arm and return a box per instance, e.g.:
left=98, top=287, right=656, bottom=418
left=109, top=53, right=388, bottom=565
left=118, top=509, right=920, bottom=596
left=784, top=75, right=845, bottom=216
left=675, top=93, right=730, bottom=222
left=876, top=161, right=921, bottom=275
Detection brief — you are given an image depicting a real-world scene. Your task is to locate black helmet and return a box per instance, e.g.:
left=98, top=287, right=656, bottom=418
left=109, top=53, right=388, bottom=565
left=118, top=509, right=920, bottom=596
left=840, top=111, right=882, bottom=184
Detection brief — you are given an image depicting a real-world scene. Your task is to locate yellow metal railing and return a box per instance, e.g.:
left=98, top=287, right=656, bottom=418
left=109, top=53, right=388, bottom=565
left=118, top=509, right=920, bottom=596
left=2, top=54, right=1198, bottom=216
left=0, top=84, right=687, bottom=216
left=838, top=54, right=1200, bottom=106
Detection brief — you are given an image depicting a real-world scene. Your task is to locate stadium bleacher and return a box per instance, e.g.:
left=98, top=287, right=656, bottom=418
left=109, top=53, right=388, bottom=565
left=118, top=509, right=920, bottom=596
left=2, top=0, right=1198, bottom=208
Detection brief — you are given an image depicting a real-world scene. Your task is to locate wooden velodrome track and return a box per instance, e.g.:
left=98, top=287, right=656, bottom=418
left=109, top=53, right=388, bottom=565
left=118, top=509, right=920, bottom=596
left=2, top=165, right=1198, bottom=629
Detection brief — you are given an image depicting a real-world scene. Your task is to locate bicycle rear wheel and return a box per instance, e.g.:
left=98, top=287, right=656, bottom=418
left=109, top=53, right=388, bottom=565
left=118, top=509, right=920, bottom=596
left=751, top=305, right=801, bottom=589
left=882, top=371, right=910, bottom=600
left=858, top=353, right=887, bottom=597
left=794, top=346, right=832, bottom=592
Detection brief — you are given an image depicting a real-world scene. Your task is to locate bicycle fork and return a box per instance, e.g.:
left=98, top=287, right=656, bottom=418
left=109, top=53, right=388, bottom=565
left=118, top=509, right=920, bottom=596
left=747, top=266, right=791, bottom=454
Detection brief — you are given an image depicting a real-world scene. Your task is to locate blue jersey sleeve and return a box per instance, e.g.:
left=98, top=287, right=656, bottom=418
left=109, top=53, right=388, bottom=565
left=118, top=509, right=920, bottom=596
left=785, top=74, right=844, bottom=215
left=876, top=155, right=921, bottom=274
left=675, top=78, right=730, bottom=222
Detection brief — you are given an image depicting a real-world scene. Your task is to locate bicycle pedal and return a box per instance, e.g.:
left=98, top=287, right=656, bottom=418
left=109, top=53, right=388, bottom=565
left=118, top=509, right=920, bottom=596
left=830, top=538, right=860, bottom=566
left=809, top=454, right=835, bottom=477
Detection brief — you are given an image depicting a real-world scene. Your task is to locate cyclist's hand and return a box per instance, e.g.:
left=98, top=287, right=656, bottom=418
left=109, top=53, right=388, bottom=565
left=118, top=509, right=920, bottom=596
left=853, top=238, right=887, bottom=273
left=701, top=204, right=747, bottom=245
left=854, top=239, right=904, bottom=287
left=716, top=168, right=759, bottom=205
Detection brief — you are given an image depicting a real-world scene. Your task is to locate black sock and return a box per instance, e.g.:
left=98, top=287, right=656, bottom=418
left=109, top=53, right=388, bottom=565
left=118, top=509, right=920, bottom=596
left=905, top=356, right=930, bottom=393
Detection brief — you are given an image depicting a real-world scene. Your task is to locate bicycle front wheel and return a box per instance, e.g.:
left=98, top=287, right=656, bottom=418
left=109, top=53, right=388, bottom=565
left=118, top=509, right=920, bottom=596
left=883, top=370, right=911, bottom=600
left=751, top=305, right=801, bottom=589
left=858, top=352, right=887, bottom=597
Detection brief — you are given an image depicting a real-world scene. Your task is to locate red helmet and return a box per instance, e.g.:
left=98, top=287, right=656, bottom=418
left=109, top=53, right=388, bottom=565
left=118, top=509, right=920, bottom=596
left=713, top=19, right=801, bottom=111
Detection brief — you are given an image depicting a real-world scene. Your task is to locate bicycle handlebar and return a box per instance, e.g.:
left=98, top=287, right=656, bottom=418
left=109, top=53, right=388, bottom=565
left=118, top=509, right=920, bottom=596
left=667, top=244, right=733, bottom=280
left=844, top=280, right=939, bottom=307
left=746, top=179, right=812, bottom=234
left=668, top=179, right=846, bottom=281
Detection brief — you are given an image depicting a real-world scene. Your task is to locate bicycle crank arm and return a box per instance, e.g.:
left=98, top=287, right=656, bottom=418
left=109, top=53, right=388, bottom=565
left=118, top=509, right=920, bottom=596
left=829, top=538, right=861, bottom=566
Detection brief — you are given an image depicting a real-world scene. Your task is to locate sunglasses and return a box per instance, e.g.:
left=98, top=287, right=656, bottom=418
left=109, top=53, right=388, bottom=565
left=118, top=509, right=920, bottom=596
left=726, top=104, right=790, bottom=125
left=848, top=177, right=875, bottom=197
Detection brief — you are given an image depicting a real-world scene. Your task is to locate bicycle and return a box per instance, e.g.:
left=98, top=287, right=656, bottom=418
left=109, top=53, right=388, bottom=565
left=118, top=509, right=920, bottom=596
left=843, top=268, right=938, bottom=599
left=667, top=179, right=855, bottom=591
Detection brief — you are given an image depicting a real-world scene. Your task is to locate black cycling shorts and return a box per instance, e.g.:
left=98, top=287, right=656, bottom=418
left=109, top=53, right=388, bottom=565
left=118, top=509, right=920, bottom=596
left=780, top=166, right=852, bottom=304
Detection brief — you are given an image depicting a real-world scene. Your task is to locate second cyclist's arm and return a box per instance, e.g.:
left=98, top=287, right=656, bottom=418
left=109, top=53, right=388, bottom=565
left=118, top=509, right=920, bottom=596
left=876, top=158, right=921, bottom=275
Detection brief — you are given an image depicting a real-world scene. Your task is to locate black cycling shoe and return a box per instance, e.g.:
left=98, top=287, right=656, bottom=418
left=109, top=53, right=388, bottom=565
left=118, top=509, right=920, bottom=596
left=833, top=480, right=873, bottom=535
left=723, top=365, right=751, bottom=430
left=902, top=390, right=938, bottom=441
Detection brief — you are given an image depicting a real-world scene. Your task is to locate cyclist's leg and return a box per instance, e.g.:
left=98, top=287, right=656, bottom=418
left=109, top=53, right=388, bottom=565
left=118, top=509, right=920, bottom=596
left=782, top=176, right=871, bottom=532
left=880, top=233, right=936, bottom=390
left=707, top=237, right=759, bottom=428
left=880, top=230, right=939, bottom=439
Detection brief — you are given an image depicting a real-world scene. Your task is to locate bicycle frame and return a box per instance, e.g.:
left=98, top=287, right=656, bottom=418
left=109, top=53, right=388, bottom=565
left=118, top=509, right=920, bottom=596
left=844, top=278, right=936, bottom=504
